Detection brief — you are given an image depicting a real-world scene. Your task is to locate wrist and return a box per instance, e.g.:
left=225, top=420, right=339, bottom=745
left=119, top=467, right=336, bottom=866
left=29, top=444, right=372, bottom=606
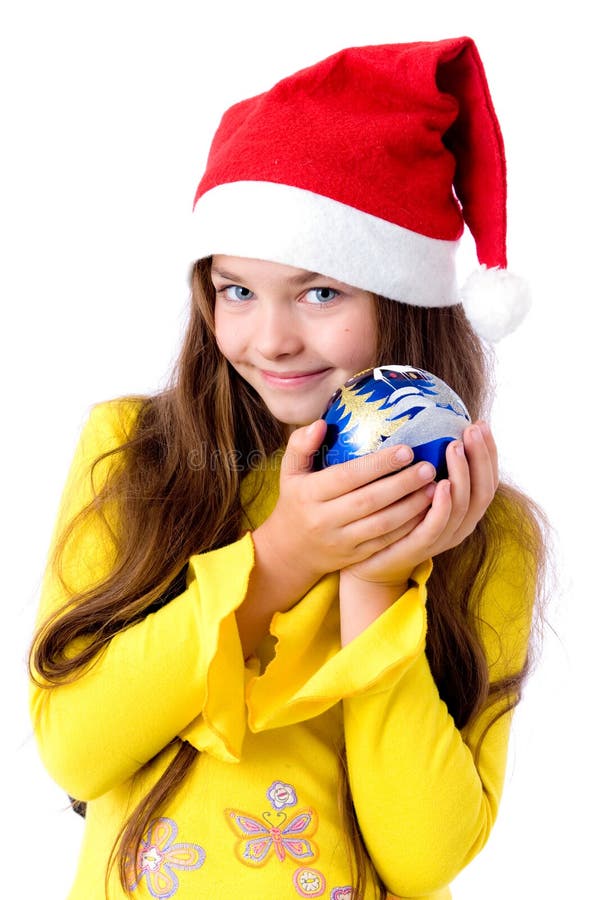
left=338, top=570, right=408, bottom=646
left=236, top=521, right=321, bottom=659
left=252, top=515, right=321, bottom=604
left=339, top=569, right=409, bottom=602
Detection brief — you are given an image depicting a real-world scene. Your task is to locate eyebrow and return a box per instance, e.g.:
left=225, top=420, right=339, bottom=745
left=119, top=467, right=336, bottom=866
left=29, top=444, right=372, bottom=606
left=211, top=267, right=330, bottom=287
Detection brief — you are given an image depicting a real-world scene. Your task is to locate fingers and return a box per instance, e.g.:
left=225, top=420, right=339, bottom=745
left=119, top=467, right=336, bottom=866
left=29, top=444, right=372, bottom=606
left=350, top=508, right=433, bottom=570
left=281, top=420, right=328, bottom=476
left=460, top=422, right=497, bottom=519
left=345, top=459, right=435, bottom=526
left=475, top=420, right=499, bottom=490
left=429, top=421, right=497, bottom=550
left=404, top=478, right=454, bottom=549
left=314, top=443, right=416, bottom=501
left=336, top=422, right=500, bottom=583
left=443, top=439, right=471, bottom=526
left=351, top=479, right=437, bottom=552
left=360, top=481, right=452, bottom=572
left=282, top=422, right=418, bottom=501
left=278, top=419, right=498, bottom=579
left=378, top=421, right=498, bottom=563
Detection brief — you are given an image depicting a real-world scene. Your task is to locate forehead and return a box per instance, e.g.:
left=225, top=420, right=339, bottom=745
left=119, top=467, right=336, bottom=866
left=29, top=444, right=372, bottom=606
left=210, top=255, right=362, bottom=293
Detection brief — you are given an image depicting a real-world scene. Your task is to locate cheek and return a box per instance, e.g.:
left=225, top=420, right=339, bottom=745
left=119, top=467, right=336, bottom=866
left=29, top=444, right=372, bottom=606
left=325, top=328, right=376, bottom=373
left=343, top=308, right=379, bottom=369
left=213, top=310, right=240, bottom=362
left=353, top=340, right=379, bottom=370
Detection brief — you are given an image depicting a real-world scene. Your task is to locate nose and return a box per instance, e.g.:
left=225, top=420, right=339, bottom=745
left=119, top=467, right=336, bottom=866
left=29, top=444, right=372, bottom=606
left=253, top=301, right=304, bottom=360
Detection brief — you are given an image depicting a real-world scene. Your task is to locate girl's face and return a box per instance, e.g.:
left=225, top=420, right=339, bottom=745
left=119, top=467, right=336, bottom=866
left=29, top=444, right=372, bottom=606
left=212, top=255, right=379, bottom=431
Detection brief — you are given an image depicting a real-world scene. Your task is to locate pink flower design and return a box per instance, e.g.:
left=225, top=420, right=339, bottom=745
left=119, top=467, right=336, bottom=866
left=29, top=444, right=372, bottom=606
left=126, top=817, right=205, bottom=898
left=267, top=780, right=298, bottom=810
left=330, top=888, right=354, bottom=900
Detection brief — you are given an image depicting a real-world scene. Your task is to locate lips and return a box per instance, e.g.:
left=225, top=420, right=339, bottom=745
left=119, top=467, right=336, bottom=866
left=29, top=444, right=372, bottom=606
left=259, top=368, right=330, bottom=387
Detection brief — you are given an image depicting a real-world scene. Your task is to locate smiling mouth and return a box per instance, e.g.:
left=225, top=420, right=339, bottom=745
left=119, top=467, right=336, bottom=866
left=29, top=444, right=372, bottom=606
left=259, top=368, right=330, bottom=387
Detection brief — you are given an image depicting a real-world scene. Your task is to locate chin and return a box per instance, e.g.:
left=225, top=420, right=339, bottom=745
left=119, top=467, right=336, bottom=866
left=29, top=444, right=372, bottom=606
left=268, top=405, right=322, bottom=429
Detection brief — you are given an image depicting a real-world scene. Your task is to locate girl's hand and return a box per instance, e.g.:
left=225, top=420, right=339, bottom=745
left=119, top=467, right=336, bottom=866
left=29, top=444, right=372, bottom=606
left=251, top=418, right=439, bottom=589
left=341, top=421, right=499, bottom=592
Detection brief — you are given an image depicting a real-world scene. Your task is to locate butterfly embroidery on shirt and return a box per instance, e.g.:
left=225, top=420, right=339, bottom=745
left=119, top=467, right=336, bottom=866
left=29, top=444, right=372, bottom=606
left=225, top=807, right=318, bottom=867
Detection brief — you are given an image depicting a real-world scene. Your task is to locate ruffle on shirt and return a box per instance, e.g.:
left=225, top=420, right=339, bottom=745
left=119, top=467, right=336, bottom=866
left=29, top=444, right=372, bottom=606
left=179, top=532, right=255, bottom=764
left=246, top=559, right=432, bottom=733
left=180, top=453, right=433, bottom=758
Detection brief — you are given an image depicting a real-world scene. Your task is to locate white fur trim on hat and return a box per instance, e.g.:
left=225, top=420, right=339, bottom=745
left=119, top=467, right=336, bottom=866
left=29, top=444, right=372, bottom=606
left=192, top=181, right=460, bottom=307
left=460, top=265, right=532, bottom=342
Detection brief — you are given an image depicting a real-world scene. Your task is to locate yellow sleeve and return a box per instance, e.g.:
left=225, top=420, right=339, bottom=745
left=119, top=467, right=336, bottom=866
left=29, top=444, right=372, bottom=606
left=245, top=561, right=431, bottom=732
left=30, top=401, right=250, bottom=802
left=343, top=533, right=536, bottom=898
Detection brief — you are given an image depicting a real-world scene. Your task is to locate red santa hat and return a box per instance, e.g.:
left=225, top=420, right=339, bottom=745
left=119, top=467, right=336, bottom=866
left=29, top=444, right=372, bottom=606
left=191, top=37, right=530, bottom=342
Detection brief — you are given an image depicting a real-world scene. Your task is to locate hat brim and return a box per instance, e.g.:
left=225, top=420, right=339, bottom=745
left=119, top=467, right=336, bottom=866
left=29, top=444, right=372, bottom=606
left=191, top=181, right=459, bottom=307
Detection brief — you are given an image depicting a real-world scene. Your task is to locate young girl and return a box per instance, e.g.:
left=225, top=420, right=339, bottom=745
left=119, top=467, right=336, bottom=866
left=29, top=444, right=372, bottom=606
left=30, top=37, right=546, bottom=900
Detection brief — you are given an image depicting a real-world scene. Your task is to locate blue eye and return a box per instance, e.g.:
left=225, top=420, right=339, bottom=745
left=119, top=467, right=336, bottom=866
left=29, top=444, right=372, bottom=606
left=223, top=285, right=254, bottom=302
left=306, top=287, right=339, bottom=304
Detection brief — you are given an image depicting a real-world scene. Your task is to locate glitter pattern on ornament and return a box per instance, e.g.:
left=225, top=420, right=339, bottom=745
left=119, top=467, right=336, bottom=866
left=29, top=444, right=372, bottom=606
left=315, top=365, right=471, bottom=479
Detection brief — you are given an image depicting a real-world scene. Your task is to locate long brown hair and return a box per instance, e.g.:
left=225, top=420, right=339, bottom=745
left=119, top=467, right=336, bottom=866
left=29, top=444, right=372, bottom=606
left=30, top=258, right=546, bottom=898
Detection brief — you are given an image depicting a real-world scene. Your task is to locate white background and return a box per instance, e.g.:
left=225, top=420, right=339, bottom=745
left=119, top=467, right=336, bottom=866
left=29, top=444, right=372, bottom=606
left=2, top=1, right=597, bottom=897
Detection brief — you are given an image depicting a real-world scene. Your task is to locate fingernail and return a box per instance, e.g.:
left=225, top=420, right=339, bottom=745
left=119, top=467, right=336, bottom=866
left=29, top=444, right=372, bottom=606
left=417, top=462, right=435, bottom=480
left=394, top=446, right=413, bottom=464
left=454, top=441, right=465, bottom=456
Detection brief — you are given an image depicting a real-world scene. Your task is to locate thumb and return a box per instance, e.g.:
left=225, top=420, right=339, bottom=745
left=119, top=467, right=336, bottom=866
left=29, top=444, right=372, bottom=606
left=281, top=420, right=327, bottom=477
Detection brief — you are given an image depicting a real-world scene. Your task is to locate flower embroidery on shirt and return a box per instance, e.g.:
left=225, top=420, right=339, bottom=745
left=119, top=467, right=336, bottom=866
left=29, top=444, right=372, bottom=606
left=126, top=817, right=206, bottom=898
left=330, top=888, right=354, bottom=900
left=225, top=807, right=318, bottom=867
left=267, top=780, right=298, bottom=809
left=293, top=866, right=326, bottom=896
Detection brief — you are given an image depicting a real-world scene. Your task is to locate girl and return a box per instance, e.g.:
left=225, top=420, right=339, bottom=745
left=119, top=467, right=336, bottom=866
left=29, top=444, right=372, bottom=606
left=30, top=37, right=546, bottom=900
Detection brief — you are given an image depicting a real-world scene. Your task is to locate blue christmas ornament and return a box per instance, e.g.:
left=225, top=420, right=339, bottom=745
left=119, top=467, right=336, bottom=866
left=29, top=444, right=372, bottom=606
left=316, top=365, right=471, bottom=478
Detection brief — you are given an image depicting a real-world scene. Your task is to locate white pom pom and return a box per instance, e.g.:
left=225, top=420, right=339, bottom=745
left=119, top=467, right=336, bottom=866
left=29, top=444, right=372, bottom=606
left=459, top=265, right=532, bottom=342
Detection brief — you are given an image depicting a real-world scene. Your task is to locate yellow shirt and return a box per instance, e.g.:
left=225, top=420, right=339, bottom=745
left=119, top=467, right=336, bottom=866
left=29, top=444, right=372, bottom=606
left=30, top=400, right=535, bottom=899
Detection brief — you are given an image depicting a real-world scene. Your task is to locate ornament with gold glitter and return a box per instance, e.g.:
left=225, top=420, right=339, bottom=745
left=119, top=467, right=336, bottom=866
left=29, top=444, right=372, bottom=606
left=315, top=365, right=470, bottom=478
